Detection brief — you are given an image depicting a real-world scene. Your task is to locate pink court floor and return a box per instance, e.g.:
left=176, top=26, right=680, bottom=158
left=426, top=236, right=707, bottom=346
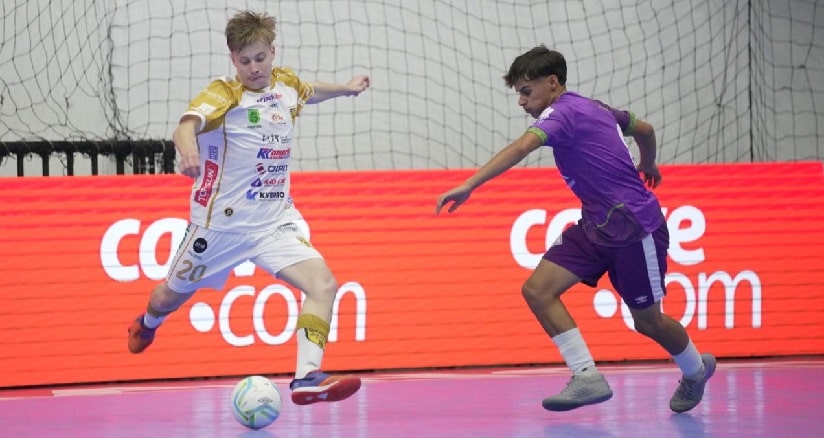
left=1, top=358, right=821, bottom=437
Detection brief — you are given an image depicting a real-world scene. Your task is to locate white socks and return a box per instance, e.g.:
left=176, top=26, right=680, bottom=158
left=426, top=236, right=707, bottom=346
left=294, top=328, right=324, bottom=379
left=552, top=328, right=597, bottom=375
left=142, top=313, right=166, bottom=329
left=553, top=329, right=705, bottom=380
left=673, top=340, right=704, bottom=380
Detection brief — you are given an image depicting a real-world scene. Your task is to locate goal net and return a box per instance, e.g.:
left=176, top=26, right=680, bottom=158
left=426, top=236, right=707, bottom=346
left=1, top=0, right=822, bottom=175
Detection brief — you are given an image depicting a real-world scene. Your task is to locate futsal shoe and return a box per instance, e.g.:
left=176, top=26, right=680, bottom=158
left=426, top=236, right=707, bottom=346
left=127, top=315, right=157, bottom=354
left=542, top=369, right=613, bottom=411
left=670, top=353, right=717, bottom=413
left=289, top=370, right=362, bottom=405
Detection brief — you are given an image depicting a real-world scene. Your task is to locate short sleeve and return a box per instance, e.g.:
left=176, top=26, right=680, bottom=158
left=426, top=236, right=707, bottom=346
left=182, top=79, right=237, bottom=133
left=594, top=100, right=637, bottom=136
left=529, top=105, right=574, bottom=148
left=272, top=67, right=314, bottom=118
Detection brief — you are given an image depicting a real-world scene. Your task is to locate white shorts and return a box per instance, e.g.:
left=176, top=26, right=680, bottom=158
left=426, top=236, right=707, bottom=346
left=165, top=221, right=322, bottom=293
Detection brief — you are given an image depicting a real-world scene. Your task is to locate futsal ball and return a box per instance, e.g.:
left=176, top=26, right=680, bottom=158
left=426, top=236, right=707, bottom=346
left=230, top=375, right=282, bottom=429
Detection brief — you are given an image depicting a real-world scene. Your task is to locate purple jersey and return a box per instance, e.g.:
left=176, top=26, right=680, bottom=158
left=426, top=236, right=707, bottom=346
left=527, top=91, right=664, bottom=246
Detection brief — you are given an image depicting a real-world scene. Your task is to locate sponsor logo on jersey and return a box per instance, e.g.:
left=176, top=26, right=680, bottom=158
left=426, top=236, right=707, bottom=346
left=245, top=189, right=286, bottom=201
left=204, top=90, right=230, bottom=105
left=193, top=237, right=208, bottom=253
left=194, top=103, right=217, bottom=115
left=261, top=134, right=281, bottom=144
left=256, top=148, right=291, bottom=160
left=267, top=164, right=289, bottom=174
left=262, top=177, right=286, bottom=186
left=258, top=191, right=286, bottom=200
left=256, top=93, right=283, bottom=103
left=194, top=160, right=219, bottom=207
left=247, top=109, right=260, bottom=124
left=208, top=146, right=219, bottom=161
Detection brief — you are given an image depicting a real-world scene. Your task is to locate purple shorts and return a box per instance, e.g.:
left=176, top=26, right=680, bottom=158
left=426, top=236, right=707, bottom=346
left=544, top=222, right=669, bottom=309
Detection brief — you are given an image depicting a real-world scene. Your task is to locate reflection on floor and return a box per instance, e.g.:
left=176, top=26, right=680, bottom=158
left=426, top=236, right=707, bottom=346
left=1, top=358, right=820, bottom=438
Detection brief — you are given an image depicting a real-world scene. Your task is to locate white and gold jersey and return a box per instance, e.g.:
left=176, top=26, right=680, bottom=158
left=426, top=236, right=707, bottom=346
left=182, top=67, right=314, bottom=232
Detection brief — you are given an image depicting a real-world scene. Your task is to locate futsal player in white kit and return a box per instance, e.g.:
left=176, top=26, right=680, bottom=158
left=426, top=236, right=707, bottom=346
left=127, top=10, right=370, bottom=406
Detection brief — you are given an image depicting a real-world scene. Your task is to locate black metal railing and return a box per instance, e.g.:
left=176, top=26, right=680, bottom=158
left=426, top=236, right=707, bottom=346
left=0, top=140, right=176, bottom=176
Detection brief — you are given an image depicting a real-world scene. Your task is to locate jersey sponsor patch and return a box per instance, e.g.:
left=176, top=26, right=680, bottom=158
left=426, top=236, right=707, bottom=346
left=194, top=160, right=220, bottom=207
left=194, top=103, right=217, bottom=115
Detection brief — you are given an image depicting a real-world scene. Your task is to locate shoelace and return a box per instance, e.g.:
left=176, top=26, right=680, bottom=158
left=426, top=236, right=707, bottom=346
left=559, top=376, right=583, bottom=395
left=675, top=378, right=698, bottom=398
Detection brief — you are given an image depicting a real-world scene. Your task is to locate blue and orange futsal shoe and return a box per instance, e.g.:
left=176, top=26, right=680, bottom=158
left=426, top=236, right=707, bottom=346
left=289, top=370, right=362, bottom=405
left=127, top=315, right=157, bottom=354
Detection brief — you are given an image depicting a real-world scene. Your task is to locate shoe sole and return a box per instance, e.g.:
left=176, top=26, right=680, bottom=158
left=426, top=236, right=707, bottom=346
left=542, top=391, right=613, bottom=412
left=291, top=377, right=362, bottom=405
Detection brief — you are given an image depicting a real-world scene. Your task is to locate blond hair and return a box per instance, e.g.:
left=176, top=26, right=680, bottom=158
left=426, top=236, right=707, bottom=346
left=225, top=10, right=277, bottom=53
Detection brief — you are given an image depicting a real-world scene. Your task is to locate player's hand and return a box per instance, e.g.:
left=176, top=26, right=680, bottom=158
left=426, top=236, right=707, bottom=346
left=178, top=150, right=201, bottom=178
left=637, top=163, right=662, bottom=189
left=435, top=185, right=473, bottom=215
left=346, top=75, right=370, bottom=96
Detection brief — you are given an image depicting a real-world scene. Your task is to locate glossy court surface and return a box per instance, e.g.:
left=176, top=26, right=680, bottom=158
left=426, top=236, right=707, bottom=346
left=1, top=358, right=819, bottom=437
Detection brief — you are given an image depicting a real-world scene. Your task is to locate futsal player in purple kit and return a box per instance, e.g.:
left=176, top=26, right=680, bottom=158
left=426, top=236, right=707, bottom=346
left=435, top=45, right=715, bottom=413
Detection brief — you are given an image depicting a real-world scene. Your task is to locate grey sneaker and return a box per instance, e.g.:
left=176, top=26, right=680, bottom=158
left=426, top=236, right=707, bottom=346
left=670, top=353, right=717, bottom=413
left=542, top=371, right=613, bottom=411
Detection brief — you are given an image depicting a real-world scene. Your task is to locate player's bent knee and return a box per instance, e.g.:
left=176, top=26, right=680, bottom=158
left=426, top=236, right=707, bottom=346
left=302, top=276, right=339, bottom=301
left=521, top=281, right=562, bottom=308
left=628, top=302, right=668, bottom=338
left=631, top=313, right=667, bottom=338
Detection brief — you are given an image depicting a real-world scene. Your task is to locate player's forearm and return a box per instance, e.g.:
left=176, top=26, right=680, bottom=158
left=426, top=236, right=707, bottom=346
left=465, top=136, right=538, bottom=190
left=306, top=82, right=353, bottom=104
left=632, top=121, right=658, bottom=167
left=172, top=119, right=199, bottom=156
left=635, top=136, right=657, bottom=167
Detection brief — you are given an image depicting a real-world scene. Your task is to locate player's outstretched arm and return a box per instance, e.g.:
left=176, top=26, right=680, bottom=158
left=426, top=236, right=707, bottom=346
left=435, top=131, right=542, bottom=215
left=307, top=76, right=370, bottom=104
left=632, top=118, right=662, bottom=189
